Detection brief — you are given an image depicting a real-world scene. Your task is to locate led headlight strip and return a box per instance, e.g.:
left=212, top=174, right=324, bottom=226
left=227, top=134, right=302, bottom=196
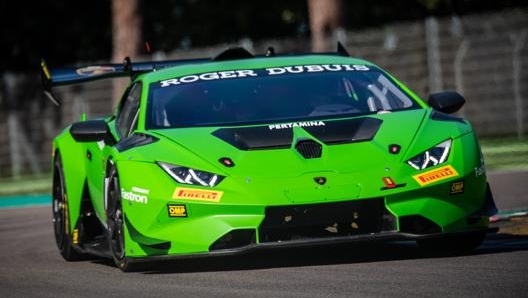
left=158, top=162, right=225, bottom=187
left=407, top=139, right=452, bottom=170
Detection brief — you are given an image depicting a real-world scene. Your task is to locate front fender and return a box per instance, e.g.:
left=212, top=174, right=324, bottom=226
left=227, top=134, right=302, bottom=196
left=53, top=128, right=88, bottom=234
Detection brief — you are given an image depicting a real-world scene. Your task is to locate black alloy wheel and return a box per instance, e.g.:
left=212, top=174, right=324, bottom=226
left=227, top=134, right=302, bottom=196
left=106, top=165, right=131, bottom=271
left=52, top=152, right=83, bottom=260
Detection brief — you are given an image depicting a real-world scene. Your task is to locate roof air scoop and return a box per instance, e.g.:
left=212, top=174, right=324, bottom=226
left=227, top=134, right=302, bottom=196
left=295, top=139, right=322, bottom=159
left=212, top=47, right=254, bottom=61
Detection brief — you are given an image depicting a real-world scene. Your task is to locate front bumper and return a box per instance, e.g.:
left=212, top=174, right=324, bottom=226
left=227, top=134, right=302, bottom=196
left=121, top=179, right=497, bottom=260
left=125, top=226, right=498, bottom=267
left=116, top=151, right=496, bottom=258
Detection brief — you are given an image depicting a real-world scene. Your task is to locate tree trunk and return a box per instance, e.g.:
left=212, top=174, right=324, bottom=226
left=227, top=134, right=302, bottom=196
left=307, top=0, right=342, bottom=52
left=111, top=0, right=142, bottom=107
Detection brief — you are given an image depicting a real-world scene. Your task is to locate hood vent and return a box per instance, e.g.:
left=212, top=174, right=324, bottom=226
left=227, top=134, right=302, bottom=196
left=295, top=140, right=322, bottom=159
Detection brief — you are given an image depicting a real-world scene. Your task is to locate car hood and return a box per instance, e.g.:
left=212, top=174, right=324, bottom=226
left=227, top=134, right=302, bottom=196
left=148, top=109, right=429, bottom=177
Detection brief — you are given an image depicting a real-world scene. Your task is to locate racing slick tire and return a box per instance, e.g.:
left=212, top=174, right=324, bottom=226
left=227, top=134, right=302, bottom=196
left=52, top=152, right=84, bottom=261
left=106, top=165, right=133, bottom=272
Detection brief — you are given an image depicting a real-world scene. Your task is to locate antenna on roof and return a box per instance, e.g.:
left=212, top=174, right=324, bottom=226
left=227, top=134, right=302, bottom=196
left=144, top=41, right=159, bottom=72
left=145, top=41, right=152, bottom=54
left=337, top=41, right=350, bottom=57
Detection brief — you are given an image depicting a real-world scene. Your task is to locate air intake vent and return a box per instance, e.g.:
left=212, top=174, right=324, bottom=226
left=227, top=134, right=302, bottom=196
left=295, top=140, right=322, bottom=159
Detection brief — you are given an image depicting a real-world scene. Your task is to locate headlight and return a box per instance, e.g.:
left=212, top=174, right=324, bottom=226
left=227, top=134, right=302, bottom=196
left=407, top=139, right=452, bottom=170
left=158, top=162, right=225, bottom=187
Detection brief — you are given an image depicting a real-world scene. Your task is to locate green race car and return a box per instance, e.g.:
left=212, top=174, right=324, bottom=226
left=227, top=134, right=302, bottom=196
left=42, top=44, right=497, bottom=271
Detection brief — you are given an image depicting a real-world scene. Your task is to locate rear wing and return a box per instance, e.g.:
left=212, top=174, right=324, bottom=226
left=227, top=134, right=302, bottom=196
left=41, top=42, right=351, bottom=106
left=40, top=57, right=209, bottom=106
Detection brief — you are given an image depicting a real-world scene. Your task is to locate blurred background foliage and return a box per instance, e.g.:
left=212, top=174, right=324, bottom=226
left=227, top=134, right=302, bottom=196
left=1, top=0, right=526, bottom=71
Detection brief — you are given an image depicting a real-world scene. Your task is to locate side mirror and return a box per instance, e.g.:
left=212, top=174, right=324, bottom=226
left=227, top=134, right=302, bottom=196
left=70, top=120, right=110, bottom=142
left=427, top=91, right=465, bottom=114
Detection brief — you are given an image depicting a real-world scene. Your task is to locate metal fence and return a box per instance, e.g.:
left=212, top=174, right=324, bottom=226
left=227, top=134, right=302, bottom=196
left=0, top=8, right=526, bottom=178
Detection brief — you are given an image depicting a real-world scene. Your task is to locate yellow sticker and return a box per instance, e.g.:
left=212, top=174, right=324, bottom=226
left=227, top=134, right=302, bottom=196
left=172, top=187, right=223, bottom=202
left=73, top=229, right=79, bottom=244
left=413, top=165, right=459, bottom=187
left=168, top=204, right=188, bottom=217
left=450, top=181, right=465, bottom=194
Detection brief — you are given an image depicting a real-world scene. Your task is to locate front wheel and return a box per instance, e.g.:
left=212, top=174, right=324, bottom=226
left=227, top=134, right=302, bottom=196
left=106, top=165, right=132, bottom=271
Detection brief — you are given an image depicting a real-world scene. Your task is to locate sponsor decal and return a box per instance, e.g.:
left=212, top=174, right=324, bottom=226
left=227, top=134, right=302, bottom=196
left=168, top=204, right=188, bottom=217
left=73, top=229, right=79, bottom=244
left=450, top=181, right=465, bottom=195
left=172, top=187, right=223, bottom=202
left=475, top=155, right=486, bottom=177
left=412, top=165, right=459, bottom=187
left=159, top=65, right=371, bottom=88
left=269, top=121, right=325, bottom=130
left=265, top=64, right=370, bottom=75
left=474, top=165, right=485, bottom=177
left=160, top=70, right=257, bottom=87
left=121, top=187, right=149, bottom=204
left=76, top=66, right=116, bottom=76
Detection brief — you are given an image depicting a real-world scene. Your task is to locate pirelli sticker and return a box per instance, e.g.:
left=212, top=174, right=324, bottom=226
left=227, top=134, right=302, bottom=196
left=172, top=187, right=223, bottom=202
left=412, top=165, right=459, bottom=187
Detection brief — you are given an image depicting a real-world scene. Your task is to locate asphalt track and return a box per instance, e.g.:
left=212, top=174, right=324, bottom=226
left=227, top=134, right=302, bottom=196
left=1, top=171, right=527, bottom=298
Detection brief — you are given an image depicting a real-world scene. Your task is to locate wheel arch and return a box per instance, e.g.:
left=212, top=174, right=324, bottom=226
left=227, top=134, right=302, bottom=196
left=53, top=132, right=89, bottom=235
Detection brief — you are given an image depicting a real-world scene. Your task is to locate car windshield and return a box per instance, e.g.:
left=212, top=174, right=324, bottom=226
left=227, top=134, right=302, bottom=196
left=146, top=65, right=420, bottom=128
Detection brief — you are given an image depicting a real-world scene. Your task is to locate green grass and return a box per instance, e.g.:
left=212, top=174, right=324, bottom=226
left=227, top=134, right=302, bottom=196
left=480, top=137, right=528, bottom=171
left=0, top=174, right=52, bottom=197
